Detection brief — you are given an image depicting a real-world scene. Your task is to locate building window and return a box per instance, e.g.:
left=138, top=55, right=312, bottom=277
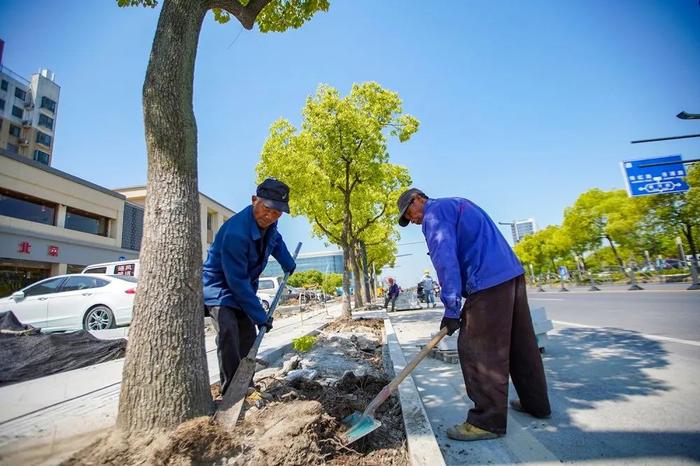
left=36, top=131, right=52, bottom=147
left=6, top=143, right=19, bottom=154
left=14, top=88, right=26, bottom=101
left=33, top=150, right=50, bottom=165
left=9, top=124, right=21, bottom=137
left=0, top=98, right=5, bottom=110
left=0, top=80, right=8, bottom=91
left=65, top=207, right=109, bottom=236
left=11, top=105, right=23, bottom=119
left=40, top=96, right=56, bottom=113
left=0, top=187, right=57, bottom=225
left=38, top=113, right=54, bottom=130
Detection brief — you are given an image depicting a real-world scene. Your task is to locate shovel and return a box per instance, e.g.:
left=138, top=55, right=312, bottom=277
left=342, top=326, right=449, bottom=444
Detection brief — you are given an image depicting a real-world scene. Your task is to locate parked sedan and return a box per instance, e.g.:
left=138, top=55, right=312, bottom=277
left=0, top=274, right=137, bottom=332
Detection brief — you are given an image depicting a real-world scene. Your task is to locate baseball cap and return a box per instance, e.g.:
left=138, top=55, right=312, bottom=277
left=256, top=178, right=290, bottom=213
left=397, top=188, right=426, bottom=227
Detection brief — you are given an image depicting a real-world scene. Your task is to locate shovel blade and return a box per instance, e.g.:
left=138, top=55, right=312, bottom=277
left=342, top=411, right=382, bottom=444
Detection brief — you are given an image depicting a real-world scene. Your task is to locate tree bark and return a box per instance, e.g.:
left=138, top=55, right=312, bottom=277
left=341, top=244, right=352, bottom=318
left=349, top=245, right=364, bottom=307
left=683, top=223, right=699, bottom=270
left=117, top=0, right=211, bottom=435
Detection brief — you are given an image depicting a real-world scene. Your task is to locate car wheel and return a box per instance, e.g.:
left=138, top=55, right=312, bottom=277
left=84, top=305, right=115, bottom=331
left=262, top=300, right=270, bottom=312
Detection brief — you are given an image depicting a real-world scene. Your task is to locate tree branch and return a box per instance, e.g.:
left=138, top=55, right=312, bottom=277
left=208, top=0, right=273, bottom=29
left=314, top=215, right=341, bottom=244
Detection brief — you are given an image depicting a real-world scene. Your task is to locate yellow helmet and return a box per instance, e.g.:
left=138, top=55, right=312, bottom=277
left=424, top=269, right=430, bottom=275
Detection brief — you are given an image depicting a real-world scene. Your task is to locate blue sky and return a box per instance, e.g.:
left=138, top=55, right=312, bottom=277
left=1, top=0, right=699, bottom=286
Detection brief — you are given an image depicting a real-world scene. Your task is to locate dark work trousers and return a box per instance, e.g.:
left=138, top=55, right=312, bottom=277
left=207, top=305, right=257, bottom=395
left=384, top=295, right=398, bottom=312
left=457, top=275, right=550, bottom=434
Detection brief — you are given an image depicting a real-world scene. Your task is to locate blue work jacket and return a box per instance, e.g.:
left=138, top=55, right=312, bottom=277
left=202, top=205, right=296, bottom=325
left=422, top=198, right=524, bottom=319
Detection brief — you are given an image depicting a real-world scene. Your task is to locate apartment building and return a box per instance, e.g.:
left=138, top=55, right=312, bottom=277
left=0, top=42, right=60, bottom=166
left=113, top=186, right=236, bottom=261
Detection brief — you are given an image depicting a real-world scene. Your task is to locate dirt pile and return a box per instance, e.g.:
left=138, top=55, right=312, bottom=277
left=64, top=318, right=407, bottom=466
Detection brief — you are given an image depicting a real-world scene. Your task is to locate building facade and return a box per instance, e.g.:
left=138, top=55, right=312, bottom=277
left=262, top=249, right=344, bottom=278
left=0, top=150, right=137, bottom=294
left=0, top=152, right=236, bottom=295
left=113, top=186, right=236, bottom=261
left=510, top=218, right=537, bottom=244
left=0, top=42, right=60, bottom=167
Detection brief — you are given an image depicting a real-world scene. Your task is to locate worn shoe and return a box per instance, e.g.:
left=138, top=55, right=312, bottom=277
left=446, top=422, right=501, bottom=441
left=510, top=399, right=551, bottom=419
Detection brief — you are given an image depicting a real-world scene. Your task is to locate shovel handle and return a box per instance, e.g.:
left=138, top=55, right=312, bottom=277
left=364, top=326, right=449, bottom=416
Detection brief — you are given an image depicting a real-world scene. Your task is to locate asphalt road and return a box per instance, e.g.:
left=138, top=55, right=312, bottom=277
left=527, top=285, right=700, bottom=464
left=528, top=284, right=700, bottom=342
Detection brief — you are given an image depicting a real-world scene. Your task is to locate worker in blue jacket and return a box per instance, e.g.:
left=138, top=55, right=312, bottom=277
left=203, top=178, right=296, bottom=395
left=398, top=188, right=550, bottom=441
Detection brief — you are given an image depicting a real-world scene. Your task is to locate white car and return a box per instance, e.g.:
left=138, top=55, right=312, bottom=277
left=0, top=274, right=137, bottom=332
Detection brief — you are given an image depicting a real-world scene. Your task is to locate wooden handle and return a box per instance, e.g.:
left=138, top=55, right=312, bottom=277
left=364, top=326, right=449, bottom=416
left=389, top=326, right=449, bottom=391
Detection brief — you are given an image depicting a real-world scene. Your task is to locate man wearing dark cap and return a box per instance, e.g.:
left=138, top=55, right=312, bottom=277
left=203, top=178, right=296, bottom=395
left=397, top=188, right=550, bottom=441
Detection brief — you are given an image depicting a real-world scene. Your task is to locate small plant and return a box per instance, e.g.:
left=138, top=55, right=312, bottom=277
left=292, top=335, right=317, bottom=353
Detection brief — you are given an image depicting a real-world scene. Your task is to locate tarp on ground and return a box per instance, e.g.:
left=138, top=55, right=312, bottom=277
left=0, top=311, right=127, bottom=386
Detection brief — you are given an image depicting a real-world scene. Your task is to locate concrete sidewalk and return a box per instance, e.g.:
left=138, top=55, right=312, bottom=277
left=0, top=302, right=342, bottom=465
left=386, top=306, right=700, bottom=465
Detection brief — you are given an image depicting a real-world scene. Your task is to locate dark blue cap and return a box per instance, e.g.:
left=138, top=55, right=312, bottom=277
left=256, top=178, right=290, bottom=213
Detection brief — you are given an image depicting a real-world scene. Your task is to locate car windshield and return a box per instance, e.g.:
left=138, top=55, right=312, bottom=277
left=108, top=275, right=138, bottom=283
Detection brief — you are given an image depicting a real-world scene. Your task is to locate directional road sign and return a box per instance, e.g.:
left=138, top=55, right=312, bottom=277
left=621, top=154, right=689, bottom=197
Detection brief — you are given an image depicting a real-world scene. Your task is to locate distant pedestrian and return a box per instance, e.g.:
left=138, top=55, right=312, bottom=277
left=384, top=277, right=400, bottom=312
left=398, top=188, right=550, bottom=441
left=421, top=270, right=436, bottom=308
left=203, top=178, right=296, bottom=395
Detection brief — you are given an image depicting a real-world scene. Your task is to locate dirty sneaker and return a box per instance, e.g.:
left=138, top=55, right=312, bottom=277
left=446, top=422, right=501, bottom=441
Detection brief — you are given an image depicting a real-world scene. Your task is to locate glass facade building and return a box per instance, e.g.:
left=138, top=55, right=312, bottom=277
left=263, top=250, right=344, bottom=277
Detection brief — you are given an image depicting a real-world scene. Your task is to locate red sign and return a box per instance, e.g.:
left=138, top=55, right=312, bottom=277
left=18, top=241, right=31, bottom=254
left=48, top=245, right=59, bottom=257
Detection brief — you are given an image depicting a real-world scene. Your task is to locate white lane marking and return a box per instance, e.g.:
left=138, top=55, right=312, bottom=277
left=553, top=320, right=700, bottom=347
left=529, top=298, right=565, bottom=301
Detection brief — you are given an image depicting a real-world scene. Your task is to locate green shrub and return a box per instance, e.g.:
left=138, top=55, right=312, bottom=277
left=292, top=335, right=317, bottom=352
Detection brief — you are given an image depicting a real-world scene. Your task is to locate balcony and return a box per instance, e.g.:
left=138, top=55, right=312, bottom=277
left=22, top=120, right=32, bottom=127
left=18, top=138, right=29, bottom=146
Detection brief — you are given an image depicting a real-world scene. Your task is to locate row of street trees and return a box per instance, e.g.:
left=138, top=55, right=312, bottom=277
left=256, top=82, right=418, bottom=317
left=514, top=165, right=700, bottom=282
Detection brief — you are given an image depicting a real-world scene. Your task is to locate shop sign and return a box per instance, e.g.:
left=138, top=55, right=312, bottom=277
left=48, top=245, right=60, bottom=257
left=18, top=241, right=31, bottom=254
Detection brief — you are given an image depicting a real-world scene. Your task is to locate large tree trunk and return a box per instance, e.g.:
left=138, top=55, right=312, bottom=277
left=117, top=0, right=211, bottom=436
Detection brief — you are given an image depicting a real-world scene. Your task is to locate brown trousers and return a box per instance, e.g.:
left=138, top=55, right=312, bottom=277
left=458, top=275, right=550, bottom=434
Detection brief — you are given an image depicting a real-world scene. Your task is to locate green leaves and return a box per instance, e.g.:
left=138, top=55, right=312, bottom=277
left=257, top=82, right=418, bottom=270
left=257, top=0, right=330, bottom=32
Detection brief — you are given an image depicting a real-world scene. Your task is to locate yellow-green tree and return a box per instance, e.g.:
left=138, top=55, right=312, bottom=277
left=257, top=82, right=417, bottom=317
left=642, top=164, right=700, bottom=272
left=562, top=189, right=645, bottom=270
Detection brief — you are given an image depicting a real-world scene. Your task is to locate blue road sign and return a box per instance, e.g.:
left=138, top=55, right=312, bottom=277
left=621, top=154, right=689, bottom=197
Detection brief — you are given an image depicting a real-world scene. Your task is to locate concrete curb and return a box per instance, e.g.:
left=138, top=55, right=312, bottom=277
left=384, top=318, right=446, bottom=466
